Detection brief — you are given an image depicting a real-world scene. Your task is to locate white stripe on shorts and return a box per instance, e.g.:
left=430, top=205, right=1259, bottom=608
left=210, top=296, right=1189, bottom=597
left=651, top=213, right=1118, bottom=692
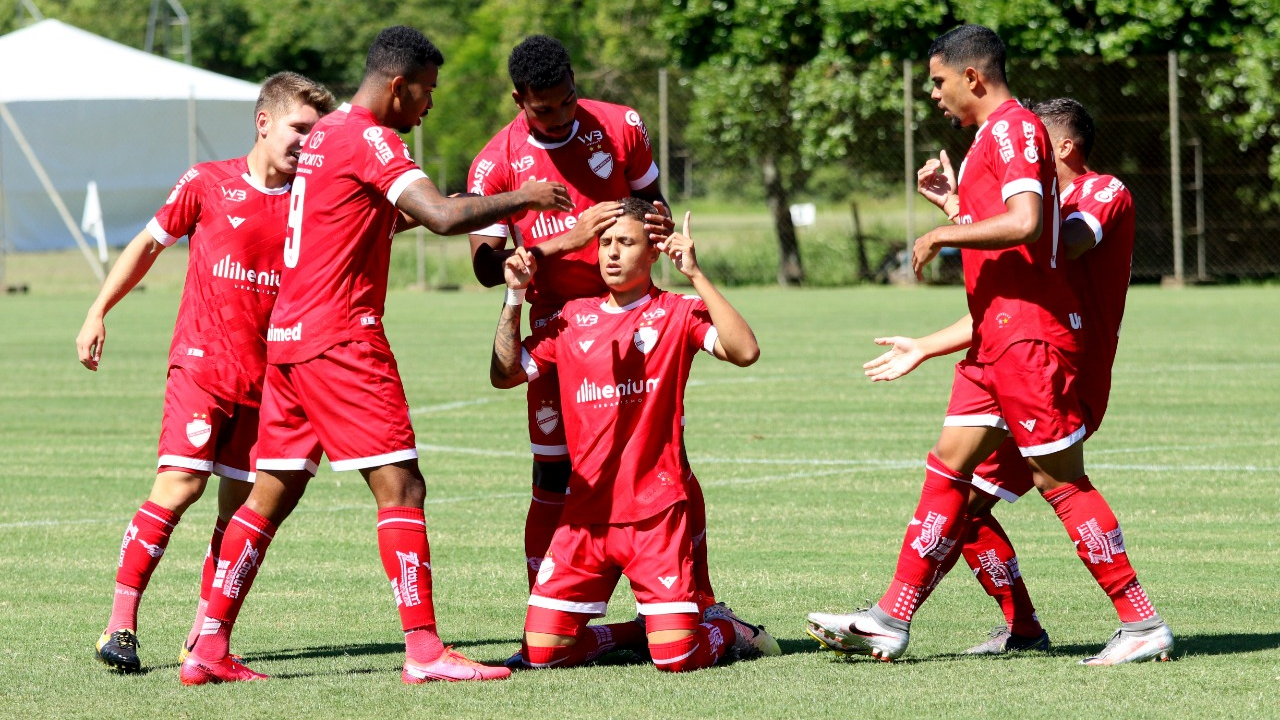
left=637, top=601, right=700, bottom=616
left=1018, top=423, right=1087, bottom=457
left=528, top=594, right=608, bottom=616
left=329, top=448, right=418, bottom=472
left=158, top=454, right=214, bottom=472
left=212, top=463, right=254, bottom=482
left=256, top=458, right=320, bottom=476
left=943, top=414, right=1010, bottom=431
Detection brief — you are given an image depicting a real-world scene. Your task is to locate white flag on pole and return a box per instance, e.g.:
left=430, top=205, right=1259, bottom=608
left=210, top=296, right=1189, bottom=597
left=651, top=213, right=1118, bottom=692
left=82, top=180, right=107, bottom=263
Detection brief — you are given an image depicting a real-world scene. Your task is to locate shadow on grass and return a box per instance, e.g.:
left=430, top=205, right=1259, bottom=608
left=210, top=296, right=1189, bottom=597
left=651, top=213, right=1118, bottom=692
left=251, top=637, right=517, bottom=664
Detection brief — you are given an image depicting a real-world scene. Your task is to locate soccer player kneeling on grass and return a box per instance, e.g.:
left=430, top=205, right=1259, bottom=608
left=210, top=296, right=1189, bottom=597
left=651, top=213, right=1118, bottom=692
left=490, top=198, right=780, bottom=671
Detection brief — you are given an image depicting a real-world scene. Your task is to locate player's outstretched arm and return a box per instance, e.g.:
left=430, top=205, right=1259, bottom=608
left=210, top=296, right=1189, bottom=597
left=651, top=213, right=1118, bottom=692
left=398, top=176, right=572, bottom=237
left=491, top=248, right=538, bottom=389
left=75, top=228, right=166, bottom=371
left=1060, top=217, right=1097, bottom=260
left=659, top=212, right=759, bottom=367
left=863, top=314, right=973, bottom=382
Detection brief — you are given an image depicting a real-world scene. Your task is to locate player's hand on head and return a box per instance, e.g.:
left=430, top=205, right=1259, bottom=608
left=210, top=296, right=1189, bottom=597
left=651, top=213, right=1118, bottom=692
left=644, top=200, right=675, bottom=243
left=519, top=179, right=573, bottom=212
left=863, top=336, right=925, bottom=382
left=503, top=247, right=536, bottom=289
left=76, top=318, right=106, bottom=371
left=562, top=201, right=622, bottom=251
left=657, top=211, right=699, bottom=278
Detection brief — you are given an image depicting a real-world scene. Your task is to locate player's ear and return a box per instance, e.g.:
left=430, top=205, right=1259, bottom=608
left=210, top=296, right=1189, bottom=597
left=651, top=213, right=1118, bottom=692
left=256, top=110, right=270, bottom=139
left=512, top=89, right=525, bottom=110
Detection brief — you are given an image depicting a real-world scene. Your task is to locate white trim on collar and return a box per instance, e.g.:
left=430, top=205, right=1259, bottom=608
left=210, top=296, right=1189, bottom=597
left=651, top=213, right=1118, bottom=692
left=600, top=292, right=653, bottom=314
left=240, top=173, right=291, bottom=196
left=526, top=120, right=580, bottom=150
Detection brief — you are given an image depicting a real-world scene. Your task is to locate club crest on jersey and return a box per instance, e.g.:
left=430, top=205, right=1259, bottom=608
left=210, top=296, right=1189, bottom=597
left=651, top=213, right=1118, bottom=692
left=588, top=150, right=614, bottom=179
left=186, top=414, right=211, bottom=448
left=536, top=403, right=560, bottom=435
left=633, top=326, right=658, bottom=354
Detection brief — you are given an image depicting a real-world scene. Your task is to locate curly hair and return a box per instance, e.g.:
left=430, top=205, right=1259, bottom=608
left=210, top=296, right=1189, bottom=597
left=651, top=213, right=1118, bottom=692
left=365, top=25, right=445, bottom=79
left=508, top=35, right=572, bottom=93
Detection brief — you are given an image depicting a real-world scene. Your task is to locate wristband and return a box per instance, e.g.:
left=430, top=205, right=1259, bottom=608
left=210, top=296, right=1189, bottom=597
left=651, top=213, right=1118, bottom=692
left=505, top=287, right=526, bottom=306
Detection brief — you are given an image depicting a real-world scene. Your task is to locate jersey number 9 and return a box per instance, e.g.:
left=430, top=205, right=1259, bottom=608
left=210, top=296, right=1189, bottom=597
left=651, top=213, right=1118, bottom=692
left=284, top=177, right=306, bottom=268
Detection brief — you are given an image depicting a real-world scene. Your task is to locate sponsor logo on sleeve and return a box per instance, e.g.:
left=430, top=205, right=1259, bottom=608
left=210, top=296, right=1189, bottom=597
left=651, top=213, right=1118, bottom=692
left=471, top=158, right=497, bottom=194
left=992, top=120, right=1014, bottom=163
left=362, top=126, right=396, bottom=165
left=1021, top=120, right=1039, bottom=163
left=1094, top=177, right=1123, bottom=203
left=625, top=110, right=651, bottom=148
left=166, top=167, right=200, bottom=204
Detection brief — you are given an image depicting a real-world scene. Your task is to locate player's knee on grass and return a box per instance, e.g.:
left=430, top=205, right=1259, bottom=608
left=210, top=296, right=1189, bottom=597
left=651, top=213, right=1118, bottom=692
left=149, top=469, right=211, bottom=515
left=648, top=612, right=716, bottom=673
left=532, top=459, right=571, bottom=494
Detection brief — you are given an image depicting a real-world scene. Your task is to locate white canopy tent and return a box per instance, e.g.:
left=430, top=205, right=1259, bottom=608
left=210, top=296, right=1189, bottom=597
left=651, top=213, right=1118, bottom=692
left=0, top=19, right=260, bottom=283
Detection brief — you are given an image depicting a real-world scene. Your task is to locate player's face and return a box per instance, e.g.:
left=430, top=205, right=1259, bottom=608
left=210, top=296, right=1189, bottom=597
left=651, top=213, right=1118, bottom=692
left=391, top=64, right=438, bottom=133
left=261, top=101, right=322, bottom=176
left=929, top=56, right=972, bottom=129
left=598, top=216, right=658, bottom=292
left=515, top=74, right=578, bottom=143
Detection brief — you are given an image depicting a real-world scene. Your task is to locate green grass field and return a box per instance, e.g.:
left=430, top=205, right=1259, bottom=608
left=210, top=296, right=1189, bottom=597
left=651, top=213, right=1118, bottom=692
left=2, top=285, right=1278, bottom=719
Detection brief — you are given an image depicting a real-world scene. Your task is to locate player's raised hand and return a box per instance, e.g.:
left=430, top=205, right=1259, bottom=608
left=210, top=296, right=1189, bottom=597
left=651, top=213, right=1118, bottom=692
left=917, top=150, right=956, bottom=212
left=558, top=201, right=622, bottom=252
left=76, top=316, right=106, bottom=371
left=657, top=211, right=700, bottom=278
left=519, top=179, right=573, bottom=212
left=503, top=246, right=537, bottom=289
left=644, top=200, right=675, bottom=243
left=863, top=336, right=927, bottom=382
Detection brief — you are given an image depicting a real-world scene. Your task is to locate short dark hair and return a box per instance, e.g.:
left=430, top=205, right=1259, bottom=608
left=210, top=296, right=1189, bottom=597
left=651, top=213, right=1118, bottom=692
left=255, top=71, right=335, bottom=118
left=1031, top=97, right=1095, bottom=160
left=508, top=35, right=572, bottom=93
left=928, top=24, right=1006, bottom=86
left=365, top=26, right=444, bottom=80
left=617, top=197, right=657, bottom=227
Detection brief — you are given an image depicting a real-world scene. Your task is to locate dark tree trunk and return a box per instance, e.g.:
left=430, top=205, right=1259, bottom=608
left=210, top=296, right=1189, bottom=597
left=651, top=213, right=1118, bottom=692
left=762, top=152, right=803, bottom=286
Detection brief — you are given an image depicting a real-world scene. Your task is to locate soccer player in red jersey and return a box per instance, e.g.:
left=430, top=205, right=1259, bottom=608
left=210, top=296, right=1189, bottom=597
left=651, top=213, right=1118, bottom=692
left=467, top=35, right=679, bottom=589
left=76, top=72, right=335, bottom=673
left=179, top=27, right=571, bottom=686
left=490, top=198, right=779, bottom=672
left=806, top=27, right=1172, bottom=665
left=869, top=98, right=1142, bottom=657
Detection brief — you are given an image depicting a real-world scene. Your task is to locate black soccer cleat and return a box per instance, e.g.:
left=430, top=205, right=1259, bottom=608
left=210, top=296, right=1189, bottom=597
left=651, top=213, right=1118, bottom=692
left=95, top=629, right=142, bottom=672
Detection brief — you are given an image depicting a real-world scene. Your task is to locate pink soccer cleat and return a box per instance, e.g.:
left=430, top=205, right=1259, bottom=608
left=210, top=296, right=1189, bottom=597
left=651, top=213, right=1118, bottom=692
left=402, top=647, right=512, bottom=683
left=180, top=652, right=269, bottom=685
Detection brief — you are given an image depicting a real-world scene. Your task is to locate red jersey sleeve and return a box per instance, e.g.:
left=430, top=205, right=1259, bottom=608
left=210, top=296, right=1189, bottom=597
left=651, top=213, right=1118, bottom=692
left=468, top=135, right=519, bottom=239
left=681, top=296, right=719, bottom=356
left=620, top=108, right=659, bottom=191
left=353, top=126, right=427, bottom=205
left=1067, top=176, right=1133, bottom=248
left=988, top=115, right=1049, bottom=203
left=148, top=165, right=205, bottom=246
left=522, top=311, right=565, bottom=381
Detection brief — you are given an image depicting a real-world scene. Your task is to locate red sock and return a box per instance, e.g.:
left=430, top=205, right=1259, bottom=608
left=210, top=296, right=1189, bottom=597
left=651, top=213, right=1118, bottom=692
left=524, top=621, right=646, bottom=669
left=877, top=454, right=971, bottom=623
left=963, top=513, right=1043, bottom=637
left=524, top=486, right=565, bottom=589
left=186, top=517, right=227, bottom=650
left=108, top=501, right=179, bottom=632
left=377, top=507, right=441, bottom=663
left=916, top=515, right=971, bottom=606
left=686, top=474, right=717, bottom=607
left=1043, top=476, right=1156, bottom=623
left=196, top=507, right=276, bottom=659
left=650, top=619, right=733, bottom=673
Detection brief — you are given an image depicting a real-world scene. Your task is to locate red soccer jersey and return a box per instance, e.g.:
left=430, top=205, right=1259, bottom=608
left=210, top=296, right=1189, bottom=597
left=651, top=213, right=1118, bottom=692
left=1061, top=171, right=1135, bottom=414
left=469, top=99, right=659, bottom=318
left=955, top=99, right=1081, bottom=362
left=266, top=104, right=427, bottom=364
left=522, top=287, right=718, bottom=524
left=149, top=157, right=290, bottom=407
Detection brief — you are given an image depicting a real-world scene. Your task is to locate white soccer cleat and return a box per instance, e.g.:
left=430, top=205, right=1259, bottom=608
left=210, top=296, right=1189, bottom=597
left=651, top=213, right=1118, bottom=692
left=1081, top=620, right=1173, bottom=665
left=703, top=602, right=781, bottom=659
left=806, top=608, right=910, bottom=662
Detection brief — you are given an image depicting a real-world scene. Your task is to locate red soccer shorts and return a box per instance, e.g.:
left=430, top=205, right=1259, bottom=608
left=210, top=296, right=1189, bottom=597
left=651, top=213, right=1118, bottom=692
left=157, top=365, right=258, bottom=481
left=945, top=340, right=1086, bottom=457
left=255, top=340, right=417, bottom=475
left=526, top=315, right=567, bottom=461
left=525, top=502, right=698, bottom=636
